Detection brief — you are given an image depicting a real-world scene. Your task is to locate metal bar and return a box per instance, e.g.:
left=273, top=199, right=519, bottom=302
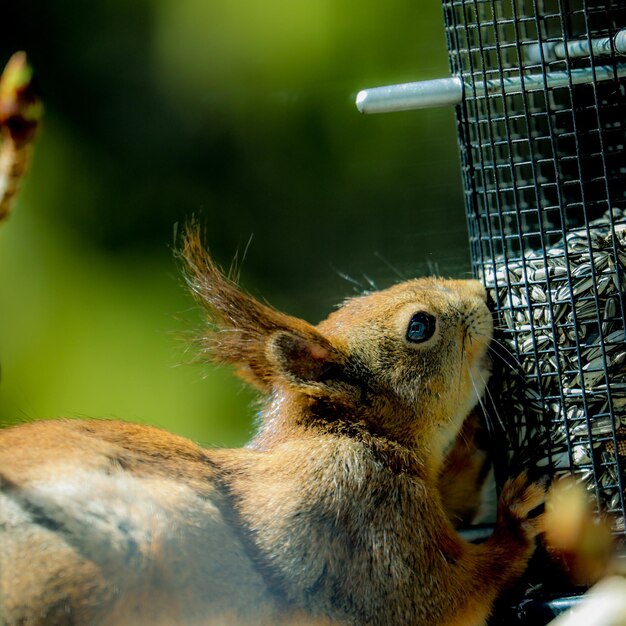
left=356, top=63, right=626, bottom=114
left=355, top=77, right=463, bottom=113
left=526, top=27, right=626, bottom=64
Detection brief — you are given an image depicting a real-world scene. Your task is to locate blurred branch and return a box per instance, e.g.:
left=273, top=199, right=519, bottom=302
left=0, top=51, right=42, bottom=223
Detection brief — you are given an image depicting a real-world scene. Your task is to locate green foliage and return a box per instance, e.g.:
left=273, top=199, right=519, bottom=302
left=0, top=0, right=470, bottom=444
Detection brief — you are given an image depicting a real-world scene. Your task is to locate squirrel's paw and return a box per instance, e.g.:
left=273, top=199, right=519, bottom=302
left=498, top=472, right=546, bottom=540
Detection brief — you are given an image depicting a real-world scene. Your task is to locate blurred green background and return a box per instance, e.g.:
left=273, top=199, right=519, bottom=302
left=0, top=0, right=469, bottom=447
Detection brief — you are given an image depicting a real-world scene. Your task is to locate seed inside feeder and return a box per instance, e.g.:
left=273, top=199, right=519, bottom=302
left=484, top=209, right=626, bottom=532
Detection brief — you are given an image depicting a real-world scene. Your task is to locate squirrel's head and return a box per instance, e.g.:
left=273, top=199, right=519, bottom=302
left=183, top=228, right=492, bottom=453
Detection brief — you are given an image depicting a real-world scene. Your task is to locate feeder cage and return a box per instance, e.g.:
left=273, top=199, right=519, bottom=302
left=357, top=0, right=626, bottom=620
left=442, top=0, right=626, bottom=538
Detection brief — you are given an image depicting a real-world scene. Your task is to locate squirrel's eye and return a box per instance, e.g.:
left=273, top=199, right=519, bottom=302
left=406, top=312, right=436, bottom=343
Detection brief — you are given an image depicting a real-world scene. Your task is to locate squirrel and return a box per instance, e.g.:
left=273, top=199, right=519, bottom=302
left=0, top=226, right=545, bottom=626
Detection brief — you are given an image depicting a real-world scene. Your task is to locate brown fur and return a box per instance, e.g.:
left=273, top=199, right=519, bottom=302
left=0, top=228, right=544, bottom=625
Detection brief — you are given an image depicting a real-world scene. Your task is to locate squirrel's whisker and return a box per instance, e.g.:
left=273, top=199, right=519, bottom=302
left=474, top=365, right=510, bottom=442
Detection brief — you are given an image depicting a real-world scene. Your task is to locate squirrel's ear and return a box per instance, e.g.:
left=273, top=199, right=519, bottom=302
left=182, top=224, right=344, bottom=392
left=267, top=330, right=345, bottom=388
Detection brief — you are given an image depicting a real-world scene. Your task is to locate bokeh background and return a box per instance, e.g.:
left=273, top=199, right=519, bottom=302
left=0, top=0, right=470, bottom=446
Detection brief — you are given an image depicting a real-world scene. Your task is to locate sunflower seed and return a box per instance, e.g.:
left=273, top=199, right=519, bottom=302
left=484, top=208, right=626, bottom=527
left=572, top=445, right=591, bottom=465
left=609, top=492, right=623, bottom=510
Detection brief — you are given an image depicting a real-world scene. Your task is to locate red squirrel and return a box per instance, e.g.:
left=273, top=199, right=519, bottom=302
left=0, top=227, right=545, bottom=625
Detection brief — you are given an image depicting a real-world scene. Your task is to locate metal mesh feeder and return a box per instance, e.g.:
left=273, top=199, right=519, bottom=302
left=356, top=1, right=626, bottom=538
left=443, top=0, right=626, bottom=537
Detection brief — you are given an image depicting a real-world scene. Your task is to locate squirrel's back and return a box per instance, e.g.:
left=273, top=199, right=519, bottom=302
left=0, top=417, right=467, bottom=626
left=0, top=420, right=281, bottom=625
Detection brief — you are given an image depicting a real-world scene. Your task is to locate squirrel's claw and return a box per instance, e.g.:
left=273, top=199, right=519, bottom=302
left=498, top=472, right=547, bottom=540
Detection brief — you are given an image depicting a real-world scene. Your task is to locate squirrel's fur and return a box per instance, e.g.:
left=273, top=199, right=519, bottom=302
left=0, top=227, right=544, bottom=625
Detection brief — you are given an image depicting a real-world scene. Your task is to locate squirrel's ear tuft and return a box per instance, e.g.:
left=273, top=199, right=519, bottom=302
left=181, top=223, right=344, bottom=392
left=267, top=330, right=345, bottom=387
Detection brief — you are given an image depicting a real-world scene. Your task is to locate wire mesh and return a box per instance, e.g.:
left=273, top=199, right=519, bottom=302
left=442, top=0, right=626, bottom=536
